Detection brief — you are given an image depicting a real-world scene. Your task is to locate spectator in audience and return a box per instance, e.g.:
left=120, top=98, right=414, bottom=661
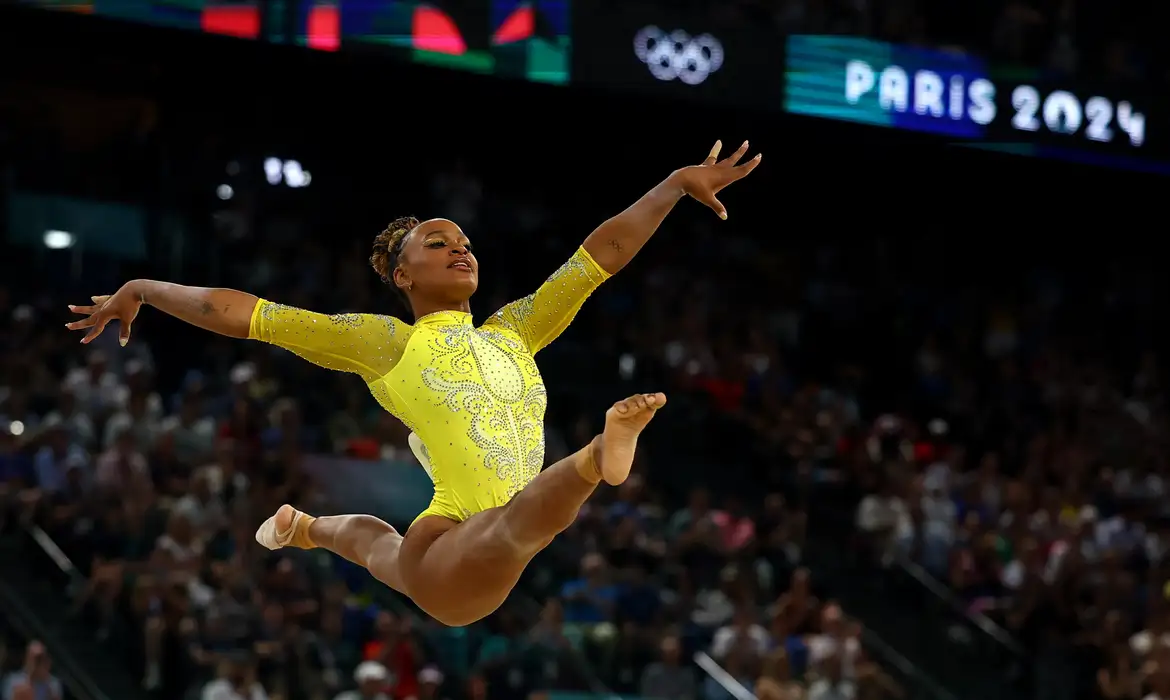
left=62, top=351, right=119, bottom=419
left=807, top=607, right=861, bottom=682
left=640, top=635, right=697, bottom=700
left=333, top=661, right=390, bottom=700
left=1, top=642, right=62, bottom=700
left=560, top=554, right=618, bottom=628
left=32, top=419, right=88, bottom=496
left=855, top=480, right=912, bottom=568
left=754, top=650, right=803, bottom=700
left=201, top=655, right=267, bottom=700
left=806, top=654, right=854, bottom=700
left=417, top=666, right=446, bottom=700
left=712, top=606, right=771, bottom=660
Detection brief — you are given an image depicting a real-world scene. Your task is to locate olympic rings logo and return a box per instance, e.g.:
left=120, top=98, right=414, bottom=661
left=633, top=26, right=724, bottom=86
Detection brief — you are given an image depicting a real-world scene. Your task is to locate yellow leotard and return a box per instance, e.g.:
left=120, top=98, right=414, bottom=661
left=248, top=247, right=610, bottom=524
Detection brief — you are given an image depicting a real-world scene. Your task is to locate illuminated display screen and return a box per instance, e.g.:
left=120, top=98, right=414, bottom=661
left=340, top=0, right=570, bottom=85
left=20, top=0, right=263, bottom=39
left=785, top=35, right=1168, bottom=174
left=570, top=3, right=783, bottom=111
left=19, top=0, right=568, bottom=85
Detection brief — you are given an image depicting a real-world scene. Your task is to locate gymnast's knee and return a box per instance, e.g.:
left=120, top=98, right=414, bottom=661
left=429, top=608, right=481, bottom=628
left=421, top=595, right=505, bottom=628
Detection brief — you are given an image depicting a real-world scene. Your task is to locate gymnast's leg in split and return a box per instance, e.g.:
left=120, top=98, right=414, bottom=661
left=257, top=392, right=665, bottom=625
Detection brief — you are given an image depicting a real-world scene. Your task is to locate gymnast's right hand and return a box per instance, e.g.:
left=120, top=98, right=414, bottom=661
left=675, top=139, right=762, bottom=221
left=66, top=281, right=144, bottom=346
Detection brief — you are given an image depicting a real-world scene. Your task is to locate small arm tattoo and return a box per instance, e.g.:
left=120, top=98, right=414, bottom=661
left=199, top=301, right=215, bottom=316
left=608, top=239, right=623, bottom=252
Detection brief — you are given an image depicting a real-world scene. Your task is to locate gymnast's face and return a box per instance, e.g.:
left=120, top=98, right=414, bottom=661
left=393, top=218, right=479, bottom=303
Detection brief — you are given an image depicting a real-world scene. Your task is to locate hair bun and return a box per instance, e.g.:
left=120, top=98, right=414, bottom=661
left=370, top=216, right=421, bottom=286
left=386, top=226, right=409, bottom=250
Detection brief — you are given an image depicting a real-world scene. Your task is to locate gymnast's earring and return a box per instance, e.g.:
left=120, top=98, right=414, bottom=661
left=407, top=282, right=413, bottom=291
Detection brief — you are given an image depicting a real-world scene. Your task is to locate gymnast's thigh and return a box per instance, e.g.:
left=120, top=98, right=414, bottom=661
left=399, top=508, right=529, bottom=627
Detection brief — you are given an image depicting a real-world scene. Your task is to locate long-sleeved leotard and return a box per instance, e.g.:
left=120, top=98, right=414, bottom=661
left=249, top=247, right=610, bottom=524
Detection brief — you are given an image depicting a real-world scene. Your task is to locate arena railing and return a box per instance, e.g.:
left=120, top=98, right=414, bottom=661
left=0, top=529, right=113, bottom=700
left=616, top=411, right=1007, bottom=700
left=694, top=651, right=758, bottom=700
left=857, top=626, right=962, bottom=700
left=694, top=622, right=959, bottom=700
left=811, top=485, right=1027, bottom=657
left=894, top=551, right=1025, bottom=657
left=799, top=491, right=1027, bottom=700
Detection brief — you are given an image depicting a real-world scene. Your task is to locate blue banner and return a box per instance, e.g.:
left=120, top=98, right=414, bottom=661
left=302, top=454, right=433, bottom=526
left=786, top=36, right=991, bottom=137
left=785, top=35, right=1169, bottom=173
left=7, top=191, right=148, bottom=260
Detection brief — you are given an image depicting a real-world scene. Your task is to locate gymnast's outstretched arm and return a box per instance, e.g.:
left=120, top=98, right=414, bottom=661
left=69, top=281, right=258, bottom=341
left=582, top=139, right=761, bottom=274
left=67, top=280, right=407, bottom=381
left=488, top=140, right=761, bottom=354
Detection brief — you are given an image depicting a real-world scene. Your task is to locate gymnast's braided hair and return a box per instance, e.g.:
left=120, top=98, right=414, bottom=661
left=370, top=216, right=421, bottom=312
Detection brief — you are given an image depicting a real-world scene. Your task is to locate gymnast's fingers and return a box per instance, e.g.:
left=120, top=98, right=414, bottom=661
left=81, top=315, right=113, bottom=344
left=68, top=304, right=99, bottom=315
left=91, top=295, right=111, bottom=305
left=702, top=140, right=722, bottom=165
left=66, top=314, right=100, bottom=331
left=732, top=153, right=763, bottom=179
left=119, top=317, right=135, bottom=347
left=694, top=190, right=728, bottom=220
left=718, top=140, right=749, bottom=167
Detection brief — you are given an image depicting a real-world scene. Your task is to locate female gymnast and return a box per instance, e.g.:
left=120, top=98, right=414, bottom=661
left=67, top=140, right=761, bottom=626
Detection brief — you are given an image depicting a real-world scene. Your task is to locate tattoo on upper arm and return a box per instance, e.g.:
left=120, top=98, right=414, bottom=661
left=608, top=239, right=623, bottom=252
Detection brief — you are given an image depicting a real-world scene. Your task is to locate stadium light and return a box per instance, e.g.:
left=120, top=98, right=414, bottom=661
left=43, top=230, right=75, bottom=249
left=264, top=157, right=312, bottom=188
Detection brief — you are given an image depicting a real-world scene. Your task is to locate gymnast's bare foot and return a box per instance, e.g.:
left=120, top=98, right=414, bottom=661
left=597, top=393, right=666, bottom=486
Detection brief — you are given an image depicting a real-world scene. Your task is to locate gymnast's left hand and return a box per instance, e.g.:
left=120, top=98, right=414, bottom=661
left=675, top=139, right=762, bottom=221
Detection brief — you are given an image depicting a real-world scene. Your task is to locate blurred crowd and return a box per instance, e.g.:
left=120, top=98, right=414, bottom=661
left=852, top=321, right=1170, bottom=700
